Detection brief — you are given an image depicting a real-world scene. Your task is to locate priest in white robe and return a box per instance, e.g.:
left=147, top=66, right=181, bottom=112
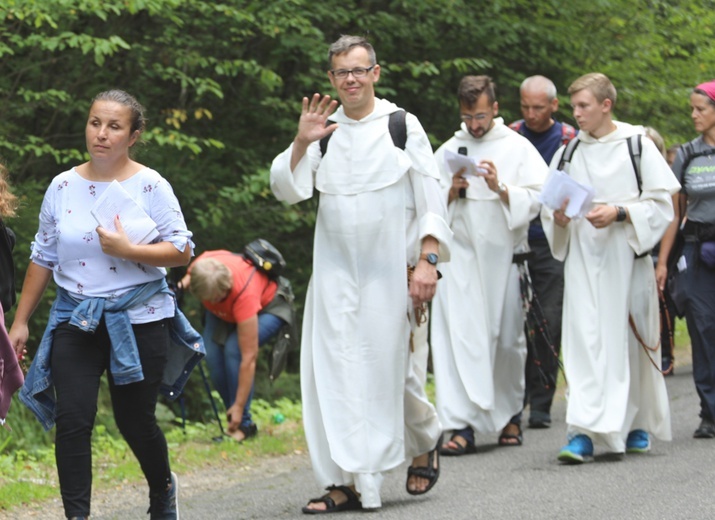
left=542, top=73, right=678, bottom=462
left=270, top=36, right=452, bottom=512
left=431, top=75, right=548, bottom=454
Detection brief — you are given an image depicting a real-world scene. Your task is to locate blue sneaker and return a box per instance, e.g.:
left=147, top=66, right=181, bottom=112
left=148, top=471, right=179, bottom=519
left=626, top=429, right=650, bottom=453
left=557, top=434, right=594, bottom=464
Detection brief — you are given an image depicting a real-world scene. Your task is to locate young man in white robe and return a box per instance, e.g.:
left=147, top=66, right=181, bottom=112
left=431, top=75, right=548, bottom=454
left=270, top=35, right=452, bottom=513
left=541, top=72, right=679, bottom=463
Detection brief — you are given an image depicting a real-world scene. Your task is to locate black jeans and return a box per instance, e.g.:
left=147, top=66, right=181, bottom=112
left=51, top=319, right=172, bottom=518
left=682, top=242, right=715, bottom=421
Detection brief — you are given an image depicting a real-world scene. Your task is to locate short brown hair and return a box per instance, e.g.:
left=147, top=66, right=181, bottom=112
left=568, top=73, right=617, bottom=106
left=190, top=258, right=232, bottom=302
left=91, top=89, right=146, bottom=135
left=457, top=75, right=496, bottom=108
left=328, top=35, right=377, bottom=70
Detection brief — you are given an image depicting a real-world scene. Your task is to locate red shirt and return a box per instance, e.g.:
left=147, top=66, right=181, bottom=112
left=190, top=250, right=277, bottom=323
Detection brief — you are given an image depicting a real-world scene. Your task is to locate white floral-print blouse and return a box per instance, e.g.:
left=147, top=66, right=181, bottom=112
left=31, top=167, right=194, bottom=324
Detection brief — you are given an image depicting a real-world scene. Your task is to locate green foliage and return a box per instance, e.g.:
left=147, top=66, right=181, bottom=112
left=0, top=394, right=304, bottom=511
left=0, top=444, right=56, bottom=510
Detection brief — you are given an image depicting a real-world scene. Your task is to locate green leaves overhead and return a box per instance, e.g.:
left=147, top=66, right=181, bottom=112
left=1, top=0, right=714, bottom=354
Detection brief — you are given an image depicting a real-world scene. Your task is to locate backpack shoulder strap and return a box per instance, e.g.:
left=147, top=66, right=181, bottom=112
left=319, top=111, right=408, bottom=156
left=388, top=110, right=408, bottom=150
left=231, top=254, right=257, bottom=299
left=319, top=120, right=336, bottom=157
left=626, top=134, right=643, bottom=195
left=681, top=141, right=695, bottom=163
left=561, top=123, right=577, bottom=146
left=509, top=120, right=525, bottom=134
left=678, top=141, right=714, bottom=173
left=557, top=137, right=581, bottom=172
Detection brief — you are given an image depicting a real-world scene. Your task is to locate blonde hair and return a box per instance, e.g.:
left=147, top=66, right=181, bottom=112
left=568, top=72, right=617, bottom=106
left=0, top=162, right=19, bottom=218
left=644, top=126, right=666, bottom=158
left=190, top=258, right=232, bottom=301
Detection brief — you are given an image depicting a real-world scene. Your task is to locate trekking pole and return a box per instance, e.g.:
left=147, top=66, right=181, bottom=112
left=198, top=360, right=226, bottom=442
left=169, top=272, right=226, bottom=442
left=518, top=262, right=564, bottom=388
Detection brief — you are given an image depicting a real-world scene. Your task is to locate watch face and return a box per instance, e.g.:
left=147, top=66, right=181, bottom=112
left=426, top=253, right=439, bottom=265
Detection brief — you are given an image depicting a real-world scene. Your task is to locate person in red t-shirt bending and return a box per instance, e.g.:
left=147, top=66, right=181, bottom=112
left=179, top=250, right=286, bottom=441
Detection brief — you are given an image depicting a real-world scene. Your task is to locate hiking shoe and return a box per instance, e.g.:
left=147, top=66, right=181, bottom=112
left=694, top=418, right=715, bottom=439
left=148, top=472, right=179, bottom=519
left=528, top=411, right=552, bottom=429
left=557, top=434, right=593, bottom=464
left=626, top=429, right=651, bottom=453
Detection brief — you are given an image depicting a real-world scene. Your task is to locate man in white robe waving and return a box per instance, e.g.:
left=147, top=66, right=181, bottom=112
left=542, top=73, right=679, bottom=463
left=270, top=35, right=452, bottom=513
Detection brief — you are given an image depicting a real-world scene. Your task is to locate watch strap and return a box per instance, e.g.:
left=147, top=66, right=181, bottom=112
left=419, top=252, right=439, bottom=265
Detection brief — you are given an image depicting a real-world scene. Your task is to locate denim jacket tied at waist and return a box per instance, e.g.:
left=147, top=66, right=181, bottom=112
left=20, top=278, right=205, bottom=431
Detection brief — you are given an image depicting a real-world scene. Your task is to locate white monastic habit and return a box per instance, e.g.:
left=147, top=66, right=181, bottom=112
left=270, top=98, right=452, bottom=508
left=542, top=121, right=679, bottom=452
left=431, top=118, right=548, bottom=435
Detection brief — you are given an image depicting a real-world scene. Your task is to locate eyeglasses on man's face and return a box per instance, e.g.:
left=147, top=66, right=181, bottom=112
left=329, top=66, right=375, bottom=80
left=460, top=113, right=489, bottom=122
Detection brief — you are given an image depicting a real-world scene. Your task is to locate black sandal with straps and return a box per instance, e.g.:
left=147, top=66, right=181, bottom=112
left=302, top=485, right=362, bottom=515
left=406, top=432, right=442, bottom=496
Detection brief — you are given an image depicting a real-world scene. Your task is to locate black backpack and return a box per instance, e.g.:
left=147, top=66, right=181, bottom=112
left=319, top=110, right=408, bottom=156
left=0, top=218, right=16, bottom=312
left=243, top=238, right=286, bottom=280
left=677, top=141, right=715, bottom=182
left=558, top=134, right=644, bottom=194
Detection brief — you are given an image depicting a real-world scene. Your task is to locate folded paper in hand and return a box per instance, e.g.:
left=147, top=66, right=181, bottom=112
left=444, top=149, right=488, bottom=179
left=90, top=180, right=159, bottom=245
left=539, top=169, right=595, bottom=219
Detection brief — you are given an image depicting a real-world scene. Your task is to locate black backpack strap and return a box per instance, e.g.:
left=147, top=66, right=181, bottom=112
left=681, top=142, right=695, bottom=168
left=626, top=134, right=643, bottom=195
left=319, top=120, right=336, bottom=157
left=557, top=137, right=581, bottom=172
left=679, top=141, right=715, bottom=173
left=0, top=217, right=16, bottom=312
left=560, top=123, right=577, bottom=146
left=388, top=110, right=408, bottom=150
left=319, top=110, right=407, bottom=157
left=676, top=142, right=715, bottom=195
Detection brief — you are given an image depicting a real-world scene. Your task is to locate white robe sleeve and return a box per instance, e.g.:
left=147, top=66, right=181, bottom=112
left=411, top=173, right=453, bottom=262
left=270, top=142, right=321, bottom=204
left=501, top=142, right=547, bottom=233
left=542, top=147, right=570, bottom=261
left=405, top=114, right=452, bottom=262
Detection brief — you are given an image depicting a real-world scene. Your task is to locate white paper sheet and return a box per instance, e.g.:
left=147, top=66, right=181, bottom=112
left=539, top=169, right=595, bottom=219
left=90, top=180, right=160, bottom=245
left=444, top=148, right=488, bottom=179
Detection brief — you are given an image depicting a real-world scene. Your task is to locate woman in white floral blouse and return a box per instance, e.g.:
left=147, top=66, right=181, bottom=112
left=9, top=90, right=196, bottom=520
